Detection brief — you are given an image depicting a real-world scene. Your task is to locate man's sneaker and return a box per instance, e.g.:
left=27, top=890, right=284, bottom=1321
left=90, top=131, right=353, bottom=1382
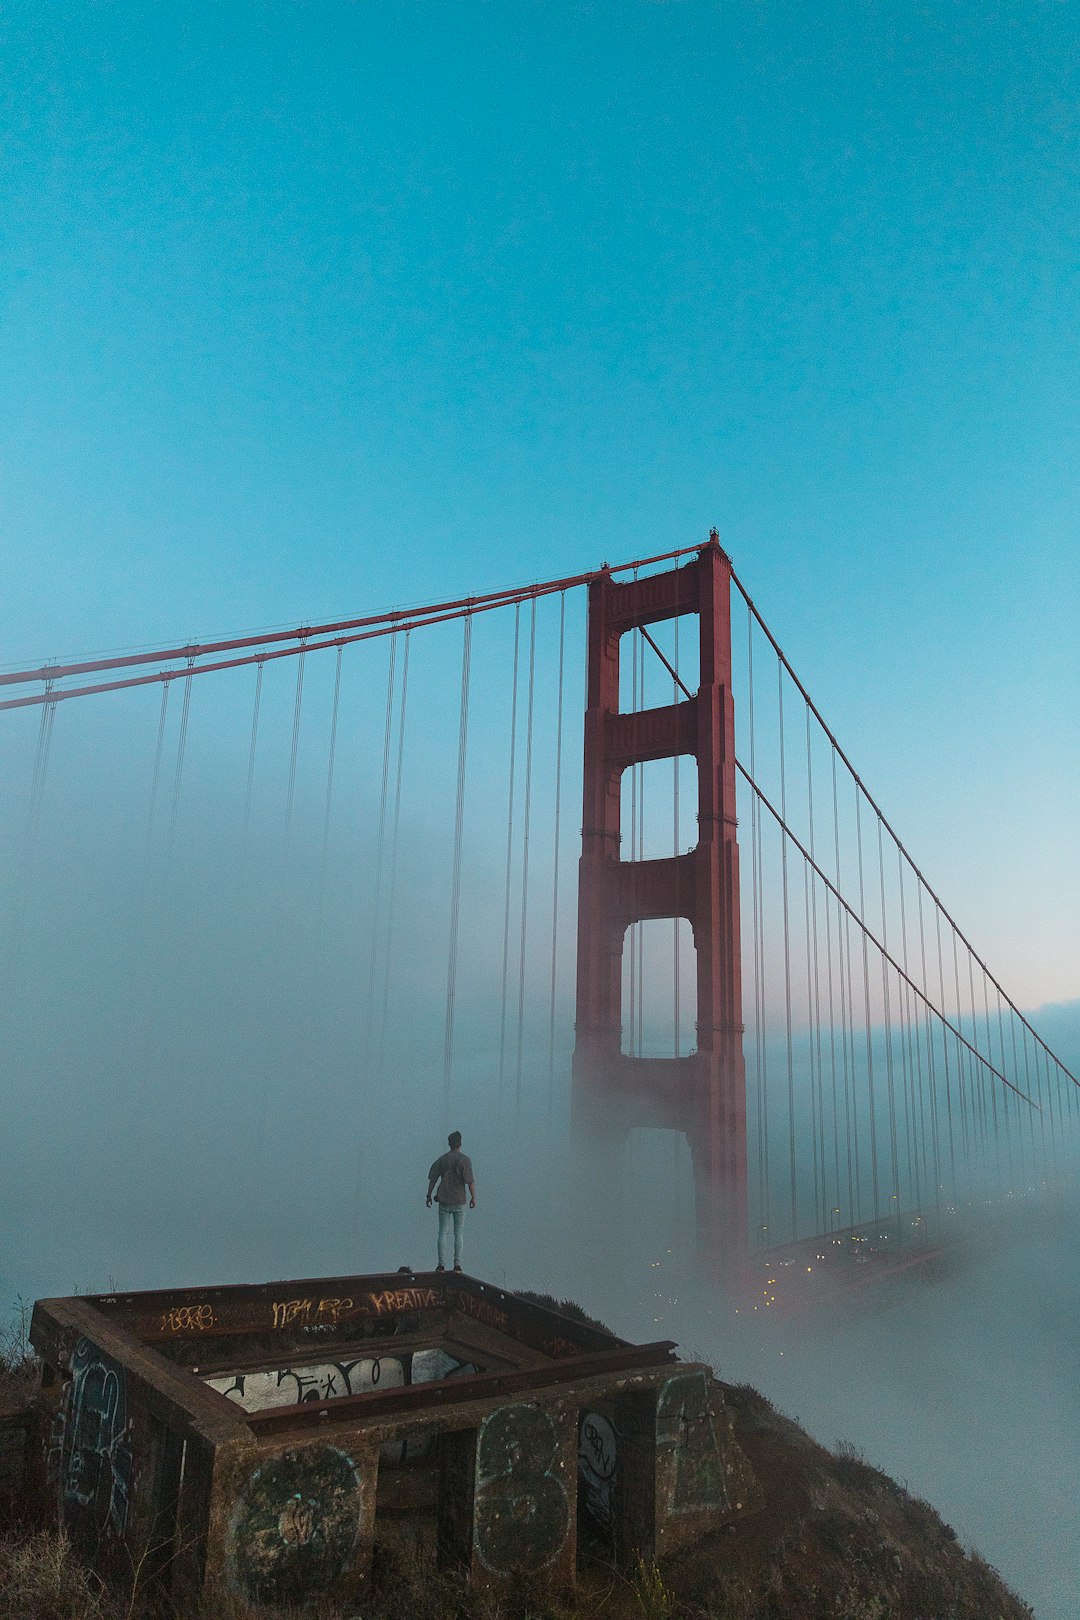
left=435, top=1264, right=445, bottom=1272
left=453, top=1263, right=463, bottom=1273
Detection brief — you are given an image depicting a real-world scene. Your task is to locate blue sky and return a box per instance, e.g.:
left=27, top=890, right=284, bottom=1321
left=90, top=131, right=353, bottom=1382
left=1, top=0, right=1077, bottom=1006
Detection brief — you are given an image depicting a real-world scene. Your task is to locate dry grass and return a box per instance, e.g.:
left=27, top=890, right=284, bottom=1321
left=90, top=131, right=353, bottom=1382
left=0, top=1299, right=37, bottom=1406
left=0, top=1530, right=117, bottom=1620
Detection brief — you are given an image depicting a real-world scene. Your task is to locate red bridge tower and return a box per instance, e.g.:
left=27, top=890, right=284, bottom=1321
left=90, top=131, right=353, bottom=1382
left=573, top=536, right=748, bottom=1275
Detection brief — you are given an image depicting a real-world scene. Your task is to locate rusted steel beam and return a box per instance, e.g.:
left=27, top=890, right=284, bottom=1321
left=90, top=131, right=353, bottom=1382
left=31, top=1298, right=245, bottom=1440
left=184, top=1323, right=451, bottom=1379
left=85, top=1272, right=623, bottom=1357
left=245, top=1341, right=679, bottom=1435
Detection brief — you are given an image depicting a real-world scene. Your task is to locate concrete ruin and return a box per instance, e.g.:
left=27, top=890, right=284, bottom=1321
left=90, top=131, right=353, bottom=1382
left=29, top=1270, right=756, bottom=1610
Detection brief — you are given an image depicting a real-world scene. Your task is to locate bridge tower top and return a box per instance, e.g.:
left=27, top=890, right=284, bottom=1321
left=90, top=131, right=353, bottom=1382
left=573, top=538, right=748, bottom=1272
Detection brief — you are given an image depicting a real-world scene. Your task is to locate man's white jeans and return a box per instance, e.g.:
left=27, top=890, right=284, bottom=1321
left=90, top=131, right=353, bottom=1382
left=437, top=1203, right=465, bottom=1268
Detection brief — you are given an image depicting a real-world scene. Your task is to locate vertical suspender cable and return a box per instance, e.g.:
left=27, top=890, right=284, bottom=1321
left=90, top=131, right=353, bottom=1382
left=26, top=688, right=57, bottom=847
left=547, top=593, right=566, bottom=1106
left=514, top=598, right=537, bottom=1111
left=498, top=606, right=521, bottom=1094
left=950, top=931, right=970, bottom=1168
left=823, top=844, right=841, bottom=1229
left=628, top=615, right=638, bottom=1057
left=637, top=626, right=645, bottom=1055
left=935, top=904, right=957, bottom=1192
left=966, top=952, right=989, bottom=1149
left=833, top=748, right=856, bottom=1224
left=145, top=682, right=171, bottom=855
left=805, top=706, right=825, bottom=1232
left=980, top=968, right=1004, bottom=1186
left=168, top=660, right=195, bottom=852
left=747, top=612, right=769, bottom=1245
left=1006, top=996, right=1026, bottom=1185
left=778, top=661, right=797, bottom=1241
left=895, top=847, right=921, bottom=1205
left=917, top=880, right=942, bottom=1207
left=876, top=815, right=902, bottom=1219
left=363, top=635, right=398, bottom=1078
left=673, top=611, right=681, bottom=1057
left=282, top=647, right=307, bottom=856
left=855, top=790, right=880, bottom=1222
left=242, top=662, right=265, bottom=844
left=317, top=648, right=344, bottom=911
left=963, top=952, right=986, bottom=1148
left=1023, top=1023, right=1044, bottom=1169
left=376, top=632, right=410, bottom=1072
left=803, top=852, right=821, bottom=1230
left=442, top=614, right=473, bottom=1102
left=1040, top=1047, right=1058, bottom=1174
left=992, top=982, right=1016, bottom=1191
left=11, top=686, right=57, bottom=962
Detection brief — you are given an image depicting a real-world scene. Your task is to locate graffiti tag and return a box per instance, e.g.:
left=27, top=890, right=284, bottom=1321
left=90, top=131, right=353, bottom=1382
left=474, top=1404, right=569, bottom=1576
left=656, top=1371, right=728, bottom=1515
left=160, top=1302, right=216, bottom=1335
left=544, top=1335, right=581, bottom=1359
left=578, top=1411, right=618, bottom=1527
left=59, top=1339, right=134, bottom=1556
left=454, top=1289, right=510, bottom=1333
left=207, top=1358, right=404, bottom=1413
left=230, top=1445, right=365, bottom=1604
left=365, top=1286, right=440, bottom=1316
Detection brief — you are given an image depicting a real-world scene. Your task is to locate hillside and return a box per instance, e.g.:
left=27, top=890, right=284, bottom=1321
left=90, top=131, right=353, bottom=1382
left=0, top=1311, right=1031, bottom=1620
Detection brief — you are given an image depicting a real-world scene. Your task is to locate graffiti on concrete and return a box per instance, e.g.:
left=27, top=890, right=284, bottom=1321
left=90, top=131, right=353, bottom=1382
left=207, top=1357, right=404, bottom=1412
left=230, top=1445, right=365, bottom=1605
left=656, top=1370, right=728, bottom=1515
left=380, top=1349, right=477, bottom=1465
left=474, top=1404, right=569, bottom=1576
left=59, top=1338, right=134, bottom=1554
left=577, top=1410, right=618, bottom=1527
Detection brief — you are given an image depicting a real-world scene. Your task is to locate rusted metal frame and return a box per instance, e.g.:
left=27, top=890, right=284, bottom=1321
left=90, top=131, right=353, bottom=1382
left=444, top=1313, right=551, bottom=1369
left=31, top=1298, right=244, bottom=1440
left=89, top=1277, right=449, bottom=1344
left=728, top=564, right=1079, bottom=1090
left=86, top=1272, right=622, bottom=1357
left=736, top=761, right=1038, bottom=1107
left=244, top=1341, right=679, bottom=1434
left=183, top=1322, right=459, bottom=1378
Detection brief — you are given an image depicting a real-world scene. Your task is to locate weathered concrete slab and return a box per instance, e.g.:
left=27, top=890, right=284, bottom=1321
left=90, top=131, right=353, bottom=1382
left=29, top=1270, right=758, bottom=1611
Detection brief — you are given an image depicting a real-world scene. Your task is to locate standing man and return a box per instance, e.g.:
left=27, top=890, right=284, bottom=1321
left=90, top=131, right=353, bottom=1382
left=426, top=1131, right=476, bottom=1273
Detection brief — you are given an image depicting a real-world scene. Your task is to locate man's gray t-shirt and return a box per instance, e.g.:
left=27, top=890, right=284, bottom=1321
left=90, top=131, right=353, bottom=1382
left=429, top=1149, right=473, bottom=1206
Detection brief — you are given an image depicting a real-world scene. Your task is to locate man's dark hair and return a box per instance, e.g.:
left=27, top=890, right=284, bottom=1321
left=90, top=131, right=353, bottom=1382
left=448, top=1130, right=462, bottom=1149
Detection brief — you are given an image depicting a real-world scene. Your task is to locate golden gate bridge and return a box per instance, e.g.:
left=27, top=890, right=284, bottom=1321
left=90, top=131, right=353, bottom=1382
left=2, top=535, right=1075, bottom=1304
